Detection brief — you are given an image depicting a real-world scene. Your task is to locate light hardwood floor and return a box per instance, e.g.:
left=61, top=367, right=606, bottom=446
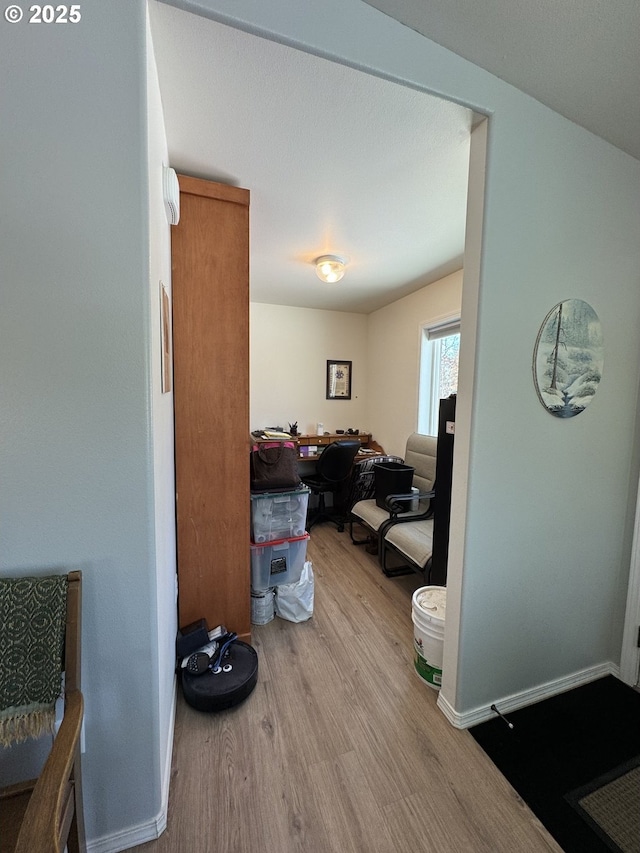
left=132, top=523, right=561, bottom=853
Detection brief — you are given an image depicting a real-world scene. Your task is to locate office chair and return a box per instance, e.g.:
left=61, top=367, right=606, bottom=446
left=350, top=434, right=437, bottom=579
left=302, top=439, right=361, bottom=531
left=344, top=455, right=404, bottom=542
left=0, top=571, right=86, bottom=853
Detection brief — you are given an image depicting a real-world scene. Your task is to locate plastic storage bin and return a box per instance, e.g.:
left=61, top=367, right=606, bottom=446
left=374, top=462, right=415, bottom=508
left=250, top=487, right=310, bottom=543
left=250, top=534, right=310, bottom=590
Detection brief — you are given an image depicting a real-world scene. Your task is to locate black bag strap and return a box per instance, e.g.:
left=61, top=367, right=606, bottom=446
left=257, top=442, right=285, bottom=464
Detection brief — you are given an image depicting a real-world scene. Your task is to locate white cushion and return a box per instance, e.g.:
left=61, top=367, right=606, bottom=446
left=350, top=499, right=393, bottom=533
left=351, top=497, right=424, bottom=532
left=384, top=518, right=434, bottom=568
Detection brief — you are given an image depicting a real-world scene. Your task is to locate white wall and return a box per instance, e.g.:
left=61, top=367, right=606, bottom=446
left=250, top=303, right=368, bottom=435
left=176, top=0, right=640, bottom=725
left=366, top=270, right=463, bottom=458
left=450, top=105, right=640, bottom=716
left=146, top=6, right=178, bottom=837
left=0, top=1, right=174, bottom=848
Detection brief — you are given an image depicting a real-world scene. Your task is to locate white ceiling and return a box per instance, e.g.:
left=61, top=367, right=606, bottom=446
left=151, top=0, right=639, bottom=314
left=149, top=2, right=473, bottom=314
left=365, top=0, right=640, bottom=161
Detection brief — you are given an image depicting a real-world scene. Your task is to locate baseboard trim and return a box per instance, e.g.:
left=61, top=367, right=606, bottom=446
left=87, top=814, right=166, bottom=853
left=158, top=674, right=177, bottom=835
left=87, top=676, right=177, bottom=853
left=437, top=661, right=618, bottom=729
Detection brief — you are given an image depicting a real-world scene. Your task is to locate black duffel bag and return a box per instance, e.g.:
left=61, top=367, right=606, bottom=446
left=250, top=441, right=301, bottom=492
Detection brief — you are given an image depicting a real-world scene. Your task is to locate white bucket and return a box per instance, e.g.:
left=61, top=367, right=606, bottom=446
left=411, top=585, right=446, bottom=689
left=251, top=587, right=275, bottom=625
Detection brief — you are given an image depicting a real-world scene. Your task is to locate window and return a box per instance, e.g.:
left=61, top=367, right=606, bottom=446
left=418, top=319, right=460, bottom=436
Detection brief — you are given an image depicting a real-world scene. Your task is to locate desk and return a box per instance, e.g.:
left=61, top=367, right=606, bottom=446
left=296, top=433, right=385, bottom=461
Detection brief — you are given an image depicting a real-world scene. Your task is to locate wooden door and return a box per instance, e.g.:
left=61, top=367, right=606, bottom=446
left=172, top=176, right=250, bottom=639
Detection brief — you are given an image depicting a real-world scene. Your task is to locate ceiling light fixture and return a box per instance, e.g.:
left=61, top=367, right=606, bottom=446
left=315, top=254, right=347, bottom=283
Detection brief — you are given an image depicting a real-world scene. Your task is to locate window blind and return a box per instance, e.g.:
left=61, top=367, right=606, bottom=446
left=426, top=318, right=460, bottom=341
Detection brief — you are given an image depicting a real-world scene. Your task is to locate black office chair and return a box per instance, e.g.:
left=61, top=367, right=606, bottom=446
left=302, top=439, right=361, bottom=531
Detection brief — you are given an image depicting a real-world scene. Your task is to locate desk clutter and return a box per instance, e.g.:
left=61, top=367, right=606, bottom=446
left=251, top=427, right=380, bottom=460
left=252, top=426, right=364, bottom=439
left=297, top=432, right=380, bottom=459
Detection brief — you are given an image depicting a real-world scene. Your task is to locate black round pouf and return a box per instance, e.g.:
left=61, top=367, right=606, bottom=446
left=181, top=640, right=258, bottom=712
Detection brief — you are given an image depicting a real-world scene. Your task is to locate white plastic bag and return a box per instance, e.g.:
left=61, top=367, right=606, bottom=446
left=275, top=561, right=314, bottom=622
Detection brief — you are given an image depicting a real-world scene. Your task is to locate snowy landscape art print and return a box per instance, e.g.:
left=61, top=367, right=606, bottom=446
left=533, top=299, right=603, bottom=418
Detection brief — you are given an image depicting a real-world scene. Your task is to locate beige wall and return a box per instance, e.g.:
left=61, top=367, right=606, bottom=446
left=250, top=303, right=368, bottom=435
left=366, top=270, right=464, bottom=458
left=250, top=271, right=462, bottom=453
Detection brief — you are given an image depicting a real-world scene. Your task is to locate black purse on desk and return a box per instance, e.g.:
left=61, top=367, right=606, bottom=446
left=250, top=441, right=301, bottom=492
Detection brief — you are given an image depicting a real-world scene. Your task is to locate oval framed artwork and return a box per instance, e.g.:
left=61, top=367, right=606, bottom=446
left=533, top=299, right=603, bottom=418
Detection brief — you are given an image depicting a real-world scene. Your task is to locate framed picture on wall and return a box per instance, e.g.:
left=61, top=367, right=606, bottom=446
left=160, top=281, right=172, bottom=393
left=326, top=360, right=352, bottom=400
left=532, top=298, right=603, bottom=418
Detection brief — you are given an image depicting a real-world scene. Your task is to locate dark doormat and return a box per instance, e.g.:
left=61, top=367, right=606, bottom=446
left=469, top=676, right=640, bottom=853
